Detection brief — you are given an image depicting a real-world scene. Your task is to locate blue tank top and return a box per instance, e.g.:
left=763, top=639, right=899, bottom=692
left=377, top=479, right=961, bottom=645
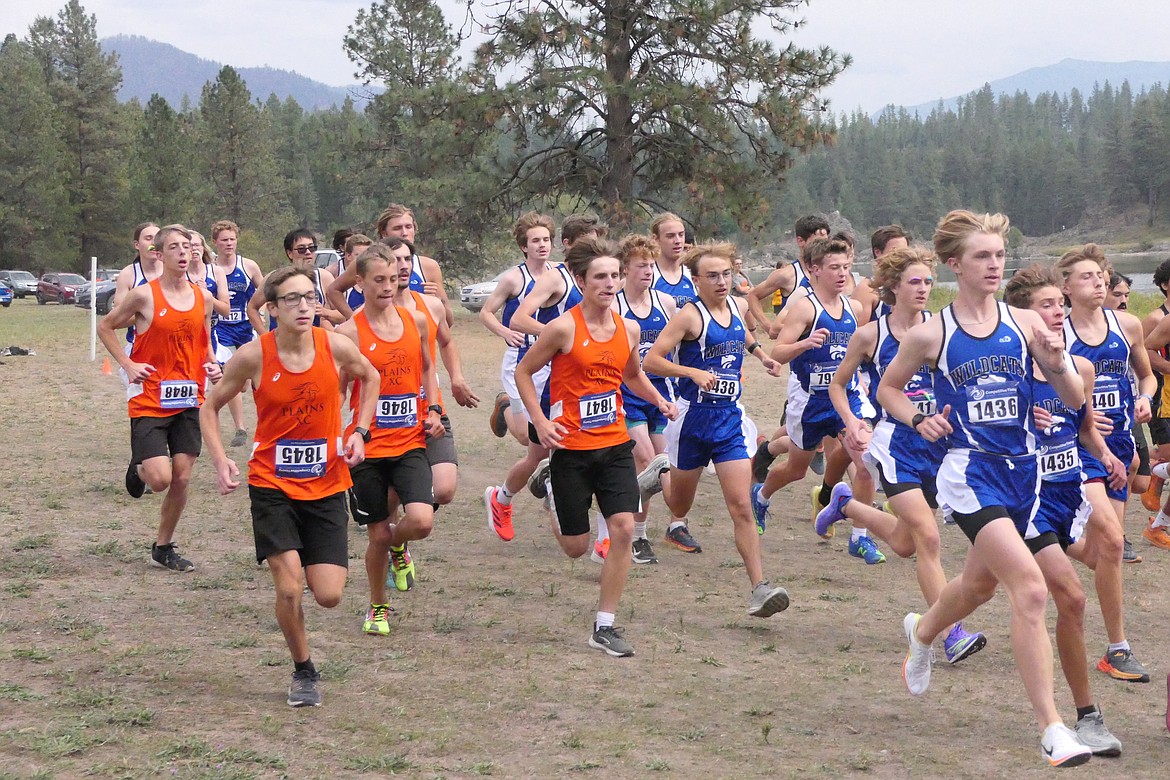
left=935, top=302, right=1035, bottom=456
left=617, top=288, right=673, bottom=401
left=501, top=262, right=545, bottom=356
left=789, top=291, right=861, bottom=398
left=1032, top=374, right=1086, bottom=483
left=216, top=255, right=257, bottom=346
left=863, top=311, right=933, bottom=423
left=408, top=254, right=426, bottom=293
left=675, top=299, right=746, bottom=405
left=535, top=266, right=582, bottom=326
left=1064, top=309, right=1133, bottom=436
left=337, top=253, right=365, bottom=311
left=778, top=262, right=813, bottom=311
left=652, top=263, right=696, bottom=308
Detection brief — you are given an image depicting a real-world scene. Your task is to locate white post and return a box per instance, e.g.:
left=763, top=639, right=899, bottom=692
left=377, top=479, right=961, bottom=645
left=90, top=256, right=98, bottom=361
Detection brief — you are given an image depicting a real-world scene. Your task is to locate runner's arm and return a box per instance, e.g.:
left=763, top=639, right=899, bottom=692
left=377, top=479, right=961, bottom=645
left=876, top=319, right=951, bottom=441
left=432, top=299, right=478, bottom=407
left=511, top=271, right=562, bottom=337
left=246, top=286, right=269, bottom=335
left=199, top=342, right=262, bottom=493
left=769, top=298, right=824, bottom=365
left=516, top=315, right=571, bottom=449
left=326, top=261, right=360, bottom=319
left=642, top=304, right=715, bottom=389
left=828, top=323, right=877, bottom=447
left=477, top=268, right=526, bottom=345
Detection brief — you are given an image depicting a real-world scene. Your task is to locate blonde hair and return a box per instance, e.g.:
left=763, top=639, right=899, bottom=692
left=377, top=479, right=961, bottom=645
left=376, top=203, right=414, bottom=237
left=873, top=246, right=936, bottom=305
left=344, top=233, right=373, bottom=256
left=1004, top=264, right=1061, bottom=308
left=512, top=211, right=555, bottom=249
left=1053, top=243, right=1108, bottom=282
left=618, top=234, right=658, bottom=267
left=804, top=237, right=850, bottom=267
left=651, top=212, right=685, bottom=237
left=682, top=242, right=736, bottom=278
left=210, top=219, right=238, bottom=239
left=932, top=209, right=1010, bottom=264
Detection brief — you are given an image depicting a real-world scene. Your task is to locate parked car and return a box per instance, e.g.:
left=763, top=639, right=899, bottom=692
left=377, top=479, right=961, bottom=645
left=460, top=271, right=506, bottom=313
left=0, top=280, right=13, bottom=308
left=315, top=249, right=340, bottom=270
left=0, top=269, right=38, bottom=298
left=75, top=279, right=118, bottom=314
left=36, top=272, right=87, bottom=305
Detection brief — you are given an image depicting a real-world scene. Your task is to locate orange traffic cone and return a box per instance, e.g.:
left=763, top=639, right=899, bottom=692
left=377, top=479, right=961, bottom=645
left=101, top=356, right=112, bottom=375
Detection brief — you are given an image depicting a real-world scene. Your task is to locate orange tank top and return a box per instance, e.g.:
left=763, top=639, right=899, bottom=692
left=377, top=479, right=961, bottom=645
left=549, top=307, right=631, bottom=450
left=346, top=308, right=426, bottom=458
left=410, top=290, right=445, bottom=412
left=248, top=328, right=352, bottom=500
left=127, top=279, right=208, bottom=418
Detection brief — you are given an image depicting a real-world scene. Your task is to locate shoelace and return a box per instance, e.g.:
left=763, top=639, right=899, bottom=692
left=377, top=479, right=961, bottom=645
left=391, top=549, right=410, bottom=569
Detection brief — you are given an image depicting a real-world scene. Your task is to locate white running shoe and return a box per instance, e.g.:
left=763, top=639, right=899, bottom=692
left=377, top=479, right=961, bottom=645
left=1040, top=723, right=1092, bottom=767
left=637, top=453, right=670, bottom=503
left=902, top=613, right=933, bottom=696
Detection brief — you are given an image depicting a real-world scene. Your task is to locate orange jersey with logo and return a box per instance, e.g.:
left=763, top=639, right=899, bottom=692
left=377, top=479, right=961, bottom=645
left=549, top=308, right=631, bottom=450
left=248, top=328, right=352, bottom=500
left=127, top=279, right=208, bottom=418
left=410, top=290, right=445, bottom=412
left=346, top=308, right=426, bottom=458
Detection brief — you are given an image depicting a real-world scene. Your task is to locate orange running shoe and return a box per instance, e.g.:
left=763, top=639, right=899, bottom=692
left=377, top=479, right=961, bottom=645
left=485, top=486, right=515, bottom=541
left=591, top=537, right=610, bottom=564
left=1143, top=516, right=1170, bottom=550
left=1142, top=471, right=1165, bottom=512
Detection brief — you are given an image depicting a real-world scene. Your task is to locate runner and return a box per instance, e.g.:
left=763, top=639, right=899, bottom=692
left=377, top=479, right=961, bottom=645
left=851, top=225, right=910, bottom=322
left=750, top=237, right=882, bottom=563
left=328, top=233, right=372, bottom=317
left=642, top=242, right=791, bottom=618
left=97, top=224, right=220, bottom=572
left=200, top=265, right=379, bottom=708
left=211, top=219, right=266, bottom=447
left=881, top=209, right=1091, bottom=767
left=247, top=229, right=344, bottom=333
left=335, top=243, right=444, bottom=633
left=745, top=215, right=829, bottom=336
left=649, top=212, right=696, bottom=308
left=187, top=230, right=231, bottom=332
left=112, top=222, right=161, bottom=310
left=326, top=228, right=356, bottom=279
left=1055, top=244, right=1153, bottom=680
left=815, top=245, right=986, bottom=661
left=516, top=236, right=677, bottom=656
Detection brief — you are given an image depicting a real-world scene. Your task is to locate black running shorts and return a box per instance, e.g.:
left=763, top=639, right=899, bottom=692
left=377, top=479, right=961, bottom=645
left=249, top=486, right=348, bottom=566
left=549, top=439, right=639, bottom=537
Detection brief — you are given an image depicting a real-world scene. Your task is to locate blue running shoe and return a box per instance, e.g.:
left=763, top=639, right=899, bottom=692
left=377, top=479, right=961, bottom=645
left=943, top=622, right=987, bottom=665
left=848, top=535, right=886, bottom=564
left=815, top=482, right=852, bottom=539
left=751, top=483, right=769, bottom=535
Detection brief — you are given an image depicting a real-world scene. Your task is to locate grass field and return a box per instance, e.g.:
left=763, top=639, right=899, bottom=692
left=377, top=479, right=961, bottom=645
left=1, top=297, right=1168, bottom=779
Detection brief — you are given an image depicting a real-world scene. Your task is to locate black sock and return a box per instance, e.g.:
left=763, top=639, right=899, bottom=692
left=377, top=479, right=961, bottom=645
left=294, top=658, right=315, bottom=675
left=817, top=484, right=831, bottom=505
left=1075, top=704, right=1098, bottom=720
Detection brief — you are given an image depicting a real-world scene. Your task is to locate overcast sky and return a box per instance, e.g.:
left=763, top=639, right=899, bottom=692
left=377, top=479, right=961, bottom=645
left=4, top=0, right=1170, bottom=113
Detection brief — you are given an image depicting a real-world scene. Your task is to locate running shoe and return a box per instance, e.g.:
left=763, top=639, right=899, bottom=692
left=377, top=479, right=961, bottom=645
left=125, top=460, right=145, bottom=498
left=590, top=537, right=610, bottom=564
left=489, top=392, right=509, bottom=438
left=363, top=603, right=392, bottom=636
left=751, top=483, right=770, bottom=535
left=230, top=428, right=249, bottom=448
left=527, top=458, right=551, bottom=499
left=848, top=535, right=886, bottom=564
left=943, top=622, right=987, bottom=665
left=1039, top=723, right=1091, bottom=768
left=632, top=537, right=658, bottom=565
left=388, top=544, right=415, bottom=591
left=1122, top=537, right=1142, bottom=563
left=751, top=442, right=776, bottom=483
left=485, top=486, right=515, bottom=542
left=589, top=625, right=634, bottom=657
left=902, top=612, right=933, bottom=696
left=636, top=453, right=671, bottom=503
left=663, top=524, right=701, bottom=553
left=747, top=581, right=790, bottom=618
left=815, top=482, right=852, bottom=539
left=287, top=669, right=322, bottom=707
left=1141, top=469, right=1165, bottom=512
left=1143, top=517, right=1170, bottom=550
left=150, top=542, right=194, bottom=572
left=810, top=446, right=826, bottom=476
left=810, top=485, right=829, bottom=525
left=1097, top=648, right=1150, bottom=682
left=1073, top=710, right=1122, bottom=757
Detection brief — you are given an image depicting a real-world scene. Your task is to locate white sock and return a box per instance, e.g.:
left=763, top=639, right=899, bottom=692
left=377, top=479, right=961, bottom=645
left=634, top=520, right=648, bottom=539
left=497, top=485, right=514, bottom=506
left=1154, top=462, right=1170, bottom=480
left=757, top=489, right=771, bottom=506
left=668, top=519, right=686, bottom=532
left=596, top=512, right=609, bottom=542
left=595, top=611, right=615, bottom=629
left=851, top=527, right=867, bottom=542
left=1154, top=511, right=1170, bottom=529
left=1108, top=640, right=1130, bottom=654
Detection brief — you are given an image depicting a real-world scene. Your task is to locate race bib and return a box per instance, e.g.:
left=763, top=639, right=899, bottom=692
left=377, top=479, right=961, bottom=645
left=160, top=380, right=199, bottom=409
left=1092, top=377, right=1121, bottom=412
left=906, top=389, right=937, bottom=416
left=699, top=368, right=740, bottom=403
left=221, top=309, right=245, bottom=323
left=275, top=438, right=327, bottom=478
left=376, top=393, right=418, bottom=429
left=1038, top=439, right=1080, bottom=479
left=579, top=391, right=619, bottom=429
left=965, top=382, right=1019, bottom=427
left=808, top=361, right=839, bottom=393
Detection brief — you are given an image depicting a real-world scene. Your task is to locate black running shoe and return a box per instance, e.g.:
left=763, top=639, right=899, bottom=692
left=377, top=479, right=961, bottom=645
left=150, top=542, right=194, bottom=572
left=287, top=669, right=322, bottom=707
left=125, top=460, right=145, bottom=498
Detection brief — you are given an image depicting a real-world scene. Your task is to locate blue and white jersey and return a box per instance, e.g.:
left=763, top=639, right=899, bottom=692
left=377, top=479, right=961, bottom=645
left=500, top=262, right=545, bottom=356
left=534, top=265, right=582, bottom=329
left=675, top=299, right=746, bottom=406
left=125, top=259, right=151, bottom=344
left=1032, top=375, right=1085, bottom=484
left=863, top=311, right=933, bottom=422
left=789, top=292, right=862, bottom=399
left=407, top=254, right=426, bottom=293
left=778, top=261, right=814, bottom=311
left=652, top=263, right=696, bottom=309
left=935, top=302, right=1035, bottom=457
left=1064, top=309, right=1133, bottom=437
left=336, top=253, right=364, bottom=311
left=617, top=288, right=673, bottom=402
left=216, top=256, right=257, bottom=348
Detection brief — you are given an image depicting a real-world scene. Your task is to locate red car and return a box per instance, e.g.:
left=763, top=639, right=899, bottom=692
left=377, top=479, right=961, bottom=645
left=36, top=272, right=87, bottom=305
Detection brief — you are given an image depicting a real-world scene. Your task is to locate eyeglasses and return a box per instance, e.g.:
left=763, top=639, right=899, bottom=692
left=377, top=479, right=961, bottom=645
left=292, top=245, right=318, bottom=255
left=275, top=292, right=318, bottom=306
left=702, top=270, right=734, bottom=282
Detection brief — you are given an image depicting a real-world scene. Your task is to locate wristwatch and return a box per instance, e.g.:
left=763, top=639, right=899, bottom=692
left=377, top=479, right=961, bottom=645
left=910, top=413, right=926, bottom=430
left=354, top=426, right=371, bottom=443
left=428, top=404, right=443, bottom=416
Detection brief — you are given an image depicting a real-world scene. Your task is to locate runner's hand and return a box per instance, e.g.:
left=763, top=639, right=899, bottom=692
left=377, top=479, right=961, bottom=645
left=761, top=357, right=782, bottom=377
left=1093, top=409, right=1113, bottom=435
left=915, top=404, right=952, bottom=442
left=691, top=369, right=717, bottom=391
left=1104, top=454, right=1127, bottom=491
left=204, top=361, right=223, bottom=383
left=534, top=417, right=566, bottom=450
left=1031, top=325, right=1067, bottom=373
left=343, top=432, right=366, bottom=466
left=1032, top=405, right=1053, bottom=430
left=425, top=411, right=446, bottom=439
left=214, top=458, right=240, bottom=494
left=1136, top=396, right=1152, bottom=425
left=502, top=329, right=527, bottom=348
left=843, top=418, right=872, bottom=452
left=123, top=361, right=155, bottom=384
left=659, top=400, right=679, bottom=421
left=804, top=328, right=830, bottom=351
left=451, top=378, right=479, bottom=408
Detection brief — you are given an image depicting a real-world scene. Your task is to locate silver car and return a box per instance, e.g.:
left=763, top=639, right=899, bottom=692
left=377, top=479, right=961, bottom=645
left=460, top=271, right=506, bottom=312
left=0, top=270, right=38, bottom=298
